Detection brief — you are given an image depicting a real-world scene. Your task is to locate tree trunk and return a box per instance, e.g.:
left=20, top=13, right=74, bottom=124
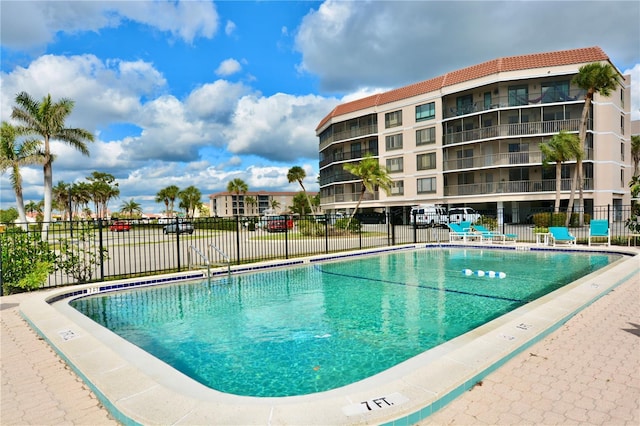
left=42, top=160, right=53, bottom=240
left=15, top=186, right=28, bottom=231
left=565, top=163, right=579, bottom=227
left=576, top=91, right=593, bottom=227
left=345, top=187, right=366, bottom=230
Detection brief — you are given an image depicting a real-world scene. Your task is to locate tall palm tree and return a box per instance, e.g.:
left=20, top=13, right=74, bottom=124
left=571, top=63, right=622, bottom=225
left=87, top=172, right=119, bottom=219
left=155, top=187, right=171, bottom=216
left=540, top=131, right=580, bottom=213
left=287, top=166, right=314, bottom=215
left=178, top=186, right=202, bottom=218
left=631, top=135, right=640, bottom=178
left=342, top=154, right=392, bottom=229
left=155, top=185, right=181, bottom=217
left=71, top=181, right=92, bottom=218
left=0, top=121, right=43, bottom=227
left=11, top=92, right=94, bottom=236
left=52, top=181, right=71, bottom=220
left=227, top=178, right=248, bottom=215
left=120, top=199, right=142, bottom=218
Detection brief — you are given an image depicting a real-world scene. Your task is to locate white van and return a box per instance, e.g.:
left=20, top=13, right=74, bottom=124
left=410, top=204, right=448, bottom=228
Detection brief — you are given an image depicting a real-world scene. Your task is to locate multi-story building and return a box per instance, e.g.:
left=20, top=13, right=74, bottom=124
left=208, top=191, right=318, bottom=217
left=316, top=46, right=632, bottom=224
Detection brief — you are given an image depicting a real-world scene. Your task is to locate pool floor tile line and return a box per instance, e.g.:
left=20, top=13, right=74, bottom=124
left=1, top=245, right=639, bottom=425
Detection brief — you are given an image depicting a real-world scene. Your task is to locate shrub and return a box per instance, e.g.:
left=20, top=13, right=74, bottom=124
left=479, top=216, right=497, bottom=231
left=297, top=220, right=326, bottom=237
left=57, top=229, right=109, bottom=283
left=335, top=217, right=361, bottom=232
left=1, top=230, right=57, bottom=294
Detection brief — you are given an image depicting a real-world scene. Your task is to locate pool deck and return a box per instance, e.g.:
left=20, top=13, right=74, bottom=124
left=1, top=244, right=639, bottom=425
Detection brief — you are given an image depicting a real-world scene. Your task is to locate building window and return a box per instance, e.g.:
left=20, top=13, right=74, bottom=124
left=416, top=127, right=436, bottom=145
left=621, top=88, right=624, bottom=108
left=541, top=80, right=569, bottom=103
left=385, top=133, right=403, bottom=150
left=417, top=152, right=437, bottom=170
left=417, top=177, right=436, bottom=194
left=415, top=102, right=435, bottom=121
left=621, top=115, right=624, bottom=134
left=621, top=142, right=625, bottom=161
left=390, top=180, right=404, bottom=195
left=621, top=169, right=625, bottom=187
left=456, top=94, right=474, bottom=114
left=484, top=92, right=492, bottom=109
left=508, top=85, right=529, bottom=106
left=386, top=157, right=404, bottom=173
left=385, top=110, right=402, bottom=128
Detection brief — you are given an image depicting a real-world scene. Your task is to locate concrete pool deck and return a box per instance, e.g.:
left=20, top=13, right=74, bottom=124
left=1, top=245, right=639, bottom=425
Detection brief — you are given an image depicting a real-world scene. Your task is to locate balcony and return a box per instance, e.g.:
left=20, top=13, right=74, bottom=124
left=443, top=148, right=593, bottom=171
left=321, top=191, right=378, bottom=205
left=320, top=148, right=379, bottom=168
left=443, top=178, right=592, bottom=196
left=444, top=119, right=583, bottom=145
left=443, top=89, right=586, bottom=119
left=319, top=124, right=378, bottom=151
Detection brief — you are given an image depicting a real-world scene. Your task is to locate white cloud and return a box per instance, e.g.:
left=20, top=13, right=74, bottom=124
left=295, top=1, right=640, bottom=93
left=0, top=0, right=218, bottom=49
left=215, top=59, right=242, bottom=77
left=226, top=93, right=339, bottom=162
left=225, top=20, right=237, bottom=36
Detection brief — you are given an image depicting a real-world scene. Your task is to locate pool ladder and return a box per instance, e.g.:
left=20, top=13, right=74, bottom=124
left=188, top=244, right=231, bottom=284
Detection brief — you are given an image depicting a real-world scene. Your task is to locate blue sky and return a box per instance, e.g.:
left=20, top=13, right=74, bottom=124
left=1, top=0, right=639, bottom=215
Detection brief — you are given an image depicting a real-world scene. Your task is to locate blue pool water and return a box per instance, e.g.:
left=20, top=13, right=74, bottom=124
left=71, top=248, right=617, bottom=397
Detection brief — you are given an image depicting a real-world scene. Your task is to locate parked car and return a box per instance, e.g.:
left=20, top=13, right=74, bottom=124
left=266, top=219, right=288, bottom=233
left=109, top=221, right=131, bottom=232
left=410, top=204, right=448, bottom=228
left=448, top=207, right=481, bottom=224
left=163, top=221, right=194, bottom=235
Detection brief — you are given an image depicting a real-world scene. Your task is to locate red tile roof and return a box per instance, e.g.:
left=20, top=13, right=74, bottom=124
left=316, top=46, right=609, bottom=131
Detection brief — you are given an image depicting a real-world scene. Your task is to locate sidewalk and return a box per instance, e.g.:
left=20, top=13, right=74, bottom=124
left=1, top=271, right=638, bottom=425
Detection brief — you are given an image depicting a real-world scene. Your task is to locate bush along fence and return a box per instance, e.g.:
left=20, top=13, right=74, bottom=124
left=1, top=205, right=637, bottom=294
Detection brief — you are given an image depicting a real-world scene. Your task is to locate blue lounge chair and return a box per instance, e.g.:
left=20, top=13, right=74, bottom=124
left=448, top=223, right=482, bottom=243
left=588, top=219, right=610, bottom=246
left=472, top=224, right=517, bottom=244
left=549, top=227, right=576, bottom=246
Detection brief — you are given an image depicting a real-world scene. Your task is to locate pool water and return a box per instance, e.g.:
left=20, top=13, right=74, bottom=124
left=71, top=248, right=617, bottom=397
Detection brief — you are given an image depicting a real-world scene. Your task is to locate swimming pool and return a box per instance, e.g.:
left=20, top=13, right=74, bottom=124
left=21, top=244, right=638, bottom=425
left=70, top=248, right=617, bottom=397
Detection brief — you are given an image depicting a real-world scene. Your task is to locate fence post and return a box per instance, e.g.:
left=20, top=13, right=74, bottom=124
left=98, top=219, right=105, bottom=281
left=324, top=215, right=329, bottom=254
left=235, top=216, right=241, bottom=263
left=175, top=217, right=181, bottom=271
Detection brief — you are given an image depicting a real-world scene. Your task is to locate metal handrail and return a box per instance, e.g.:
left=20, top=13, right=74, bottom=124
left=188, top=245, right=211, bottom=284
left=209, top=243, right=231, bottom=278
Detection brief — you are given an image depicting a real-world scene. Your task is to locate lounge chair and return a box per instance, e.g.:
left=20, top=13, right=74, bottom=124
left=472, top=224, right=517, bottom=244
left=588, top=219, right=610, bottom=246
left=549, top=227, right=576, bottom=246
left=448, top=223, right=482, bottom=243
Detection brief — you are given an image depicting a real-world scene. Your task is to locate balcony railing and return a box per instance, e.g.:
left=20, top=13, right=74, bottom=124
left=444, top=118, right=584, bottom=145
left=320, top=148, right=379, bottom=168
left=321, top=191, right=378, bottom=204
left=443, top=89, right=586, bottom=119
left=444, top=178, right=592, bottom=196
left=443, top=148, right=593, bottom=171
left=319, top=124, right=378, bottom=151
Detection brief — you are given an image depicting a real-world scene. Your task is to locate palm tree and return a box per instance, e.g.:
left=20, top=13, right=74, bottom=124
left=227, top=178, right=248, bottom=215
left=11, top=92, right=94, bottom=236
left=87, top=172, right=119, bottom=219
left=120, top=199, right=142, bottom=218
left=287, top=166, right=314, bottom=215
left=342, top=154, right=392, bottom=229
left=24, top=200, right=43, bottom=215
left=71, top=181, right=92, bottom=218
left=540, top=131, right=580, bottom=213
left=0, top=121, right=43, bottom=227
left=270, top=199, right=281, bottom=212
left=52, top=181, right=71, bottom=220
left=571, top=63, right=622, bottom=225
left=155, top=185, right=181, bottom=217
left=155, top=187, right=171, bottom=216
left=631, top=135, right=640, bottom=177
left=178, top=186, right=202, bottom=218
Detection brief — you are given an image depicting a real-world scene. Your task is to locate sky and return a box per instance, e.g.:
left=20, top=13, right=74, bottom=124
left=1, top=0, right=639, bottom=215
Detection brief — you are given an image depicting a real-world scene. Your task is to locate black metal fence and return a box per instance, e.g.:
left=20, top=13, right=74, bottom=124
left=1, top=205, right=637, bottom=293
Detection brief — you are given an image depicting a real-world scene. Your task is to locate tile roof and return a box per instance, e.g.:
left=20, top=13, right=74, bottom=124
left=316, top=46, right=609, bottom=131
